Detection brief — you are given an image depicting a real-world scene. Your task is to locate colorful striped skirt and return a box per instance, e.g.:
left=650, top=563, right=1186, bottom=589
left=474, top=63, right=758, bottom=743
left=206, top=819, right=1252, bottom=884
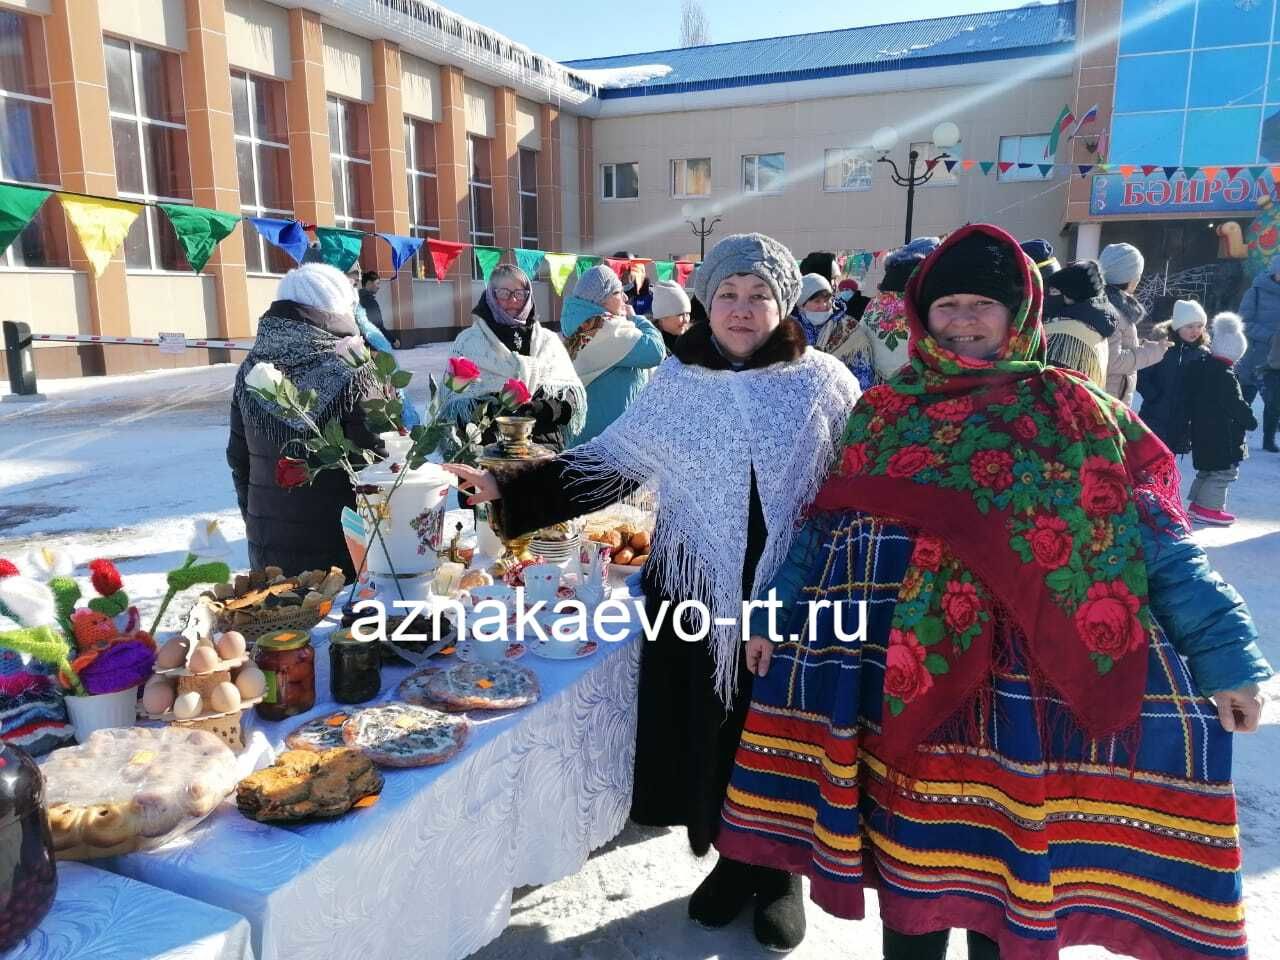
left=717, top=513, right=1246, bottom=960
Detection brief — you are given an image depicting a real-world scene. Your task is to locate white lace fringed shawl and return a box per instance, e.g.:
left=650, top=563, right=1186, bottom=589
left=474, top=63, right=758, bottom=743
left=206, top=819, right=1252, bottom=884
left=561, top=349, right=862, bottom=704
left=442, top=318, right=588, bottom=436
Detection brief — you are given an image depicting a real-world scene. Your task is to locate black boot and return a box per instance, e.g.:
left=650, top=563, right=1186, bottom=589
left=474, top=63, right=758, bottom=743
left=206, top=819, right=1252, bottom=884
left=752, top=868, right=806, bottom=952
left=688, top=855, right=755, bottom=928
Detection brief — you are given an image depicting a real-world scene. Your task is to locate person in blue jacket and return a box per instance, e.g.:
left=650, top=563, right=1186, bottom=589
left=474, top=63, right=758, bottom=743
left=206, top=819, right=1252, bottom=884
left=561, top=264, right=665, bottom=445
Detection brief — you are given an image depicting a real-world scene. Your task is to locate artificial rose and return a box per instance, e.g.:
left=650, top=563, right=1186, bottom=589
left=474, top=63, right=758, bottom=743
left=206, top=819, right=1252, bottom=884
left=244, top=362, right=285, bottom=398
left=88, top=558, right=123, bottom=596
left=912, top=536, right=946, bottom=572
left=1012, top=415, right=1039, bottom=443
left=970, top=449, right=1014, bottom=490
left=0, top=559, right=17, bottom=579
left=335, top=335, right=371, bottom=368
left=1080, top=455, right=1129, bottom=517
left=499, top=378, right=532, bottom=409
left=275, top=457, right=309, bottom=489
left=1074, top=580, right=1145, bottom=658
left=444, top=356, right=481, bottom=393
left=924, top=396, right=974, bottom=423
left=884, top=629, right=933, bottom=704
left=887, top=445, right=937, bottom=479
left=941, top=580, right=982, bottom=633
left=1028, top=515, right=1073, bottom=570
left=841, top=443, right=870, bottom=476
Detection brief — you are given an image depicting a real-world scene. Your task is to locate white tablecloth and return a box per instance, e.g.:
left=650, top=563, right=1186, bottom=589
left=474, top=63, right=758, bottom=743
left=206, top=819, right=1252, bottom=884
left=98, top=600, right=642, bottom=960
left=4, top=861, right=253, bottom=960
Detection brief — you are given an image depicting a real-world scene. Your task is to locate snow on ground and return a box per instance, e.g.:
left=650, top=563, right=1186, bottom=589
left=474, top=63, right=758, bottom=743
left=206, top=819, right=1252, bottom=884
left=2, top=356, right=1278, bottom=960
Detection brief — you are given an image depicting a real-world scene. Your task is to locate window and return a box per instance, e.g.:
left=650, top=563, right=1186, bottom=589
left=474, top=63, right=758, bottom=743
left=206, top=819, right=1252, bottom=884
left=601, top=161, right=638, bottom=200
left=404, top=117, right=439, bottom=280
left=518, top=147, right=539, bottom=249
left=823, top=149, right=872, bottom=192
left=911, top=141, right=959, bottom=187
left=232, top=70, right=293, bottom=274
left=997, top=134, right=1053, bottom=182
left=671, top=157, right=711, bottom=198
left=467, top=134, right=494, bottom=278
left=0, top=9, right=65, bottom=268
left=328, top=94, right=373, bottom=250
left=742, top=153, right=784, bottom=194
left=106, top=37, right=192, bottom=271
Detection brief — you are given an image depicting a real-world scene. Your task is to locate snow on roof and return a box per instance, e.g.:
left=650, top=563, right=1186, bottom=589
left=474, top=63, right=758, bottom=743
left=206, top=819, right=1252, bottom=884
left=570, top=64, right=674, bottom=89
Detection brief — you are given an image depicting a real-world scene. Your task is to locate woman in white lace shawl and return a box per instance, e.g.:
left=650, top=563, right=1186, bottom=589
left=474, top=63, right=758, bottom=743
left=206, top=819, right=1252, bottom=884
left=446, top=233, right=861, bottom=953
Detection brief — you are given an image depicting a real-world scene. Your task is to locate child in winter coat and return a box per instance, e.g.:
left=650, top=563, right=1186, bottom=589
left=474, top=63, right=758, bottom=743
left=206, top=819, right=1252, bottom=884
left=1186, top=313, right=1258, bottom=525
left=1137, top=299, right=1210, bottom=453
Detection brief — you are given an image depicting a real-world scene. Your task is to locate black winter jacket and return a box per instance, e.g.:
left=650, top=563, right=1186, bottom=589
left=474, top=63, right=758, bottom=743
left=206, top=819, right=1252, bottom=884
left=1188, top=356, right=1257, bottom=472
left=1137, top=338, right=1208, bottom=454
left=227, top=302, right=384, bottom=578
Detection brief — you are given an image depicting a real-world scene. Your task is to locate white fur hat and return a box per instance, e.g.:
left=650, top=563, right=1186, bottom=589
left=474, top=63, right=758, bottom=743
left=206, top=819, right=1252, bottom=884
left=1170, top=299, right=1207, bottom=332
left=276, top=263, right=356, bottom=314
left=651, top=279, right=691, bottom=319
left=1211, top=312, right=1248, bottom=363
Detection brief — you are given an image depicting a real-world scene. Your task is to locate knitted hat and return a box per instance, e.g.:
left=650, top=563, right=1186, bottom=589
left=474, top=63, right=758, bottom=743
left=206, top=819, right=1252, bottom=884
left=651, top=279, right=691, bottom=319
left=1210, top=312, right=1248, bottom=362
left=1170, top=298, right=1208, bottom=332
left=1099, top=243, right=1145, bottom=285
left=881, top=237, right=941, bottom=294
left=837, top=279, right=860, bottom=293
left=1020, top=239, right=1059, bottom=274
left=693, top=233, right=802, bottom=315
left=798, top=273, right=834, bottom=307
left=277, top=263, right=356, bottom=314
left=573, top=264, right=624, bottom=307
left=798, top=251, right=838, bottom=283
left=1047, top=260, right=1106, bottom=303
left=917, top=231, right=1023, bottom=315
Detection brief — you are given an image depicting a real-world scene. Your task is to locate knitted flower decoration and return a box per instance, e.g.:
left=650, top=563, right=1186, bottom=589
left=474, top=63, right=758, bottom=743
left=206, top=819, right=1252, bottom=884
left=0, top=558, right=18, bottom=579
left=89, top=559, right=123, bottom=597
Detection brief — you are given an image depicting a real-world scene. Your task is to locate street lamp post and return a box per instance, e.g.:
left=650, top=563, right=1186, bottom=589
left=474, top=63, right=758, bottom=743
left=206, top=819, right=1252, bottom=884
left=682, top=203, right=723, bottom=261
left=872, top=123, right=961, bottom=245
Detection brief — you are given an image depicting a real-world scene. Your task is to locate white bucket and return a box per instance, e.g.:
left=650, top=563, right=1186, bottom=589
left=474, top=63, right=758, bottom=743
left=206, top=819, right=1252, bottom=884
left=64, top=687, right=138, bottom=743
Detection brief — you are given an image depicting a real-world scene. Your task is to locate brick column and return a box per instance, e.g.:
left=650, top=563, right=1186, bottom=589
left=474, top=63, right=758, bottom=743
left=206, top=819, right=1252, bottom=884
left=369, top=39, right=414, bottom=334
left=286, top=8, right=334, bottom=229
left=437, top=65, right=473, bottom=327
left=537, top=103, right=563, bottom=251
left=1064, top=0, right=1122, bottom=229
left=183, top=0, right=251, bottom=344
left=44, top=1, right=129, bottom=374
left=577, top=116, right=594, bottom=251
left=491, top=87, right=519, bottom=254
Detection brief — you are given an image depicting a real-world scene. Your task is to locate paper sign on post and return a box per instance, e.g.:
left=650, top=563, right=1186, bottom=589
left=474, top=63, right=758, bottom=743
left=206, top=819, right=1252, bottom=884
left=158, top=332, right=186, bottom=355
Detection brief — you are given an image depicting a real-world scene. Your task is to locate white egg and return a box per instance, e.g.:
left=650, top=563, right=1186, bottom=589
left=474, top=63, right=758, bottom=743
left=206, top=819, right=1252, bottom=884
left=141, top=680, right=175, bottom=715
left=234, top=664, right=266, bottom=699
left=173, top=691, right=203, bottom=720
left=215, top=631, right=247, bottom=660
left=188, top=645, right=220, bottom=675
left=155, top=637, right=189, bottom=669
left=210, top=681, right=242, bottom=714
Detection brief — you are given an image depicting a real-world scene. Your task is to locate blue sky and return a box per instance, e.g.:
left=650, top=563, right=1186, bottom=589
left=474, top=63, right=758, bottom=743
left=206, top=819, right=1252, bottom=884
left=442, top=0, right=1050, bottom=61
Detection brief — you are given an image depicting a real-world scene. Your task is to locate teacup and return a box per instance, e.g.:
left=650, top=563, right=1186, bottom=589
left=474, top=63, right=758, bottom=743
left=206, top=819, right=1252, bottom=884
left=467, top=584, right=515, bottom=662
left=523, top=563, right=561, bottom=606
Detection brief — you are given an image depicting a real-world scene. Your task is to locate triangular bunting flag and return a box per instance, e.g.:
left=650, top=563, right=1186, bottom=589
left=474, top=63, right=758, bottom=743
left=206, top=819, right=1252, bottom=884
left=376, top=233, right=424, bottom=275
left=603, top=257, right=630, bottom=278
left=426, top=238, right=466, bottom=281
left=655, top=260, right=675, bottom=283
left=1095, top=163, right=1111, bottom=173
left=1038, top=163, right=1055, bottom=177
left=1119, top=165, right=1136, bottom=179
left=980, top=162, right=995, bottom=176
left=1200, top=166, right=1219, bottom=181
left=944, top=160, right=958, bottom=173
left=159, top=203, right=241, bottom=273
left=59, top=195, right=142, bottom=277
left=543, top=253, right=578, bottom=295
left=674, top=261, right=696, bottom=287
left=473, top=245, right=503, bottom=281
left=925, top=158, right=940, bottom=172
left=1183, top=166, right=1199, bottom=179
left=1017, top=162, right=1033, bottom=169
left=0, top=183, right=50, bottom=258
left=247, top=217, right=310, bottom=264
left=1249, top=165, right=1266, bottom=179
left=1078, top=164, right=1094, bottom=178
left=1141, top=165, right=1157, bottom=176
left=574, top=255, right=603, bottom=277
left=962, top=159, right=976, bottom=171
left=514, top=248, right=546, bottom=279
left=997, top=162, right=1014, bottom=174
left=1162, top=166, right=1179, bottom=179
left=1225, top=166, right=1244, bottom=180
left=314, top=226, right=365, bottom=272
left=1271, top=166, right=1280, bottom=182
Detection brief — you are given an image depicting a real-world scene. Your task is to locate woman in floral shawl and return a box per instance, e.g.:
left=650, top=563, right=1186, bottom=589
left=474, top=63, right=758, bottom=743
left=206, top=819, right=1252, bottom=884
left=717, top=224, right=1271, bottom=960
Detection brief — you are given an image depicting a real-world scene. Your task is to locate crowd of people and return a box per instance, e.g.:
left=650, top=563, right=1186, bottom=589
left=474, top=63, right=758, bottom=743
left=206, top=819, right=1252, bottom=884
left=227, top=221, right=1276, bottom=959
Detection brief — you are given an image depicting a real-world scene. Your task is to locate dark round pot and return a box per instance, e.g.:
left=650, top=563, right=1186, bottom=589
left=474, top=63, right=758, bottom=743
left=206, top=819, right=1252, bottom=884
left=0, top=741, right=58, bottom=950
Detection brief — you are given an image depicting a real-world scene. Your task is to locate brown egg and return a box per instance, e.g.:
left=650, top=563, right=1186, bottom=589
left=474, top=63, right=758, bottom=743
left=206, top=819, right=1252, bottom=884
left=235, top=664, right=266, bottom=699
left=629, top=531, right=650, bottom=552
left=214, top=631, right=247, bottom=661
left=155, top=637, right=189, bottom=670
left=210, top=682, right=242, bottom=714
left=141, top=680, right=175, bottom=715
left=188, top=645, right=220, bottom=675
left=173, top=691, right=203, bottom=720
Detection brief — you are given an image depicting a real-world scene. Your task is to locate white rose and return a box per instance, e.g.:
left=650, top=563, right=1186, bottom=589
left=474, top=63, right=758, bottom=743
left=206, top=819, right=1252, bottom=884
left=335, top=335, right=371, bottom=368
left=244, top=362, right=285, bottom=397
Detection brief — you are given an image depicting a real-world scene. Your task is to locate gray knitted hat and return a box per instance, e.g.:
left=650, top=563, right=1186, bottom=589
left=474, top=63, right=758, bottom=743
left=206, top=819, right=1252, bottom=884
left=1099, top=243, right=1145, bottom=285
left=692, top=233, right=802, bottom=315
left=573, top=264, right=624, bottom=307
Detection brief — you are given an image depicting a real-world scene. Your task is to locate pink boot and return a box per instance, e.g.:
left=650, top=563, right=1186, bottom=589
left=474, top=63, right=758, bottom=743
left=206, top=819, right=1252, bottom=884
left=1189, top=503, right=1235, bottom=526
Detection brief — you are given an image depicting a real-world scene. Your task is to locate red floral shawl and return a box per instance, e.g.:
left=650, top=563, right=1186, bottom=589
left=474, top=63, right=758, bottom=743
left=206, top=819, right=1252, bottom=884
left=814, top=224, right=1183, bottom=763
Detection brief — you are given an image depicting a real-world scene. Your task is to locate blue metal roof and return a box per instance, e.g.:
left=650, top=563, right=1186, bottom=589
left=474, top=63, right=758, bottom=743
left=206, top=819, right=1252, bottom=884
left=565, top=3, right=1076, bottom=99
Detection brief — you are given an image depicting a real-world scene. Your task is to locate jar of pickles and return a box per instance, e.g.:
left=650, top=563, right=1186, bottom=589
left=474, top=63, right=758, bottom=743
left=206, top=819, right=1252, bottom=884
left=329, top=629, right=381, bottom=704
left=253, top=629, right=315, bottom=721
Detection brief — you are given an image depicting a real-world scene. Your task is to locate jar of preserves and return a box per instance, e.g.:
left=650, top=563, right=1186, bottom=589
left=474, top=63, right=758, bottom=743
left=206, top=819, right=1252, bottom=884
left=329, top=629, right=381, bottom=705
left=253, top=629, right=315, bottom=721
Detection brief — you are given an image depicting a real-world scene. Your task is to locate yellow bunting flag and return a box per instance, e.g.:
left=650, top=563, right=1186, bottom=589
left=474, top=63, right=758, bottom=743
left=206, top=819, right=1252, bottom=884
left=544, top=253, right=579, bottom=296
left=59, top=195, right=142, bottom=277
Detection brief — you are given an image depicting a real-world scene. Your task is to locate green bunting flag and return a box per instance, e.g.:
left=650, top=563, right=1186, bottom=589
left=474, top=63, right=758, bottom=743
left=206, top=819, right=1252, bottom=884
left=314, top=226, right=365, bottom=272
left=1182, top=166, right=1199, bottom=180
left=574, top=255, right=602, bottom=276
left=159, top=203, right=242, bottom=272
left=1037, top=163, right=1055, bottom=178
left=514, top=248, right=546, bottom=279
left=543, top=253, right=578, bottom=295
left=979, top=162, right=995, bottom=176
left=473, top=245, right=503, bottom=281
left=655, top=260, right=675, bottom=283
left=0, top=183, right=50, bottom=258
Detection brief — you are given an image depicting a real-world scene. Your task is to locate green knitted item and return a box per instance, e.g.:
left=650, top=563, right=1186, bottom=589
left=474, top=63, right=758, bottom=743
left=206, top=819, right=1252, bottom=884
left=168, top=562, right=230, bottom=590
left=0, top=624, right=82, bottom=695
left=88, top=592, right=130, bottom=617
left=48, top=576, right=82, bottom=638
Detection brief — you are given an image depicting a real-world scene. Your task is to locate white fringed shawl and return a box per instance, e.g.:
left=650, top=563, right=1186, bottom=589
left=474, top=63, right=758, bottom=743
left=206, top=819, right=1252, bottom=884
left=561, top=349, right=861, bottom=703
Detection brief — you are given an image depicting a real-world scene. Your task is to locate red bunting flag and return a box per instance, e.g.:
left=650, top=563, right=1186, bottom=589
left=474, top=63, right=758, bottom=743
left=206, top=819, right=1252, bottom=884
left=997, top=162, right=1014, bottom=175
left=925, top=158, right=940, bottom=172
left=1141, top=165, right=1157, bottom=176
left=1226, top=166, right=1244, bottom=180
left=426, top=238, right=467, bottom=281
left=674, top=261, right=696, bottom=287
left=604, top=257, right=634, bottom=279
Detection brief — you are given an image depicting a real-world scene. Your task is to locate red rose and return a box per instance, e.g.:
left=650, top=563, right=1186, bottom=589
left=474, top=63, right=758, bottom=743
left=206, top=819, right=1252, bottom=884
left=0, top=559, right=17, bottom=579
left=1027, top=515, right=1073, bottom=570
left=884, top=629, right=933, bottom=704
left=444, top=356, right=481, bottom=392
left=88, top=558, right=123, bottom=597
left=499, top=378, right=532, bottom=409
left=1079, top=456, right=1129, bottom=517
left=912, top=536, right=946, bottom=572
left=941, top=580, right=983, bottom=633
left=275, top=457, right=309, bottom=489
left=841, top=443, right=870, bottom=476
left=1012, top=415, right=1038, bottom=443
left=887, top=445, right=937, bottom=478
left=867, top=386, right=913, bottom=420
left=924, top=397, right=974, bottom=423
left=970, top=449, right=1014, bottom=490
left=1074, top=580, right=1146, bottom=658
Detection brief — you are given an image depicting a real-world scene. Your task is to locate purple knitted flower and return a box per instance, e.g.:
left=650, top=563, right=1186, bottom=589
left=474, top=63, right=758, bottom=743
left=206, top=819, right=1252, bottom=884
left=78, top=641, right=155, bottom=696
